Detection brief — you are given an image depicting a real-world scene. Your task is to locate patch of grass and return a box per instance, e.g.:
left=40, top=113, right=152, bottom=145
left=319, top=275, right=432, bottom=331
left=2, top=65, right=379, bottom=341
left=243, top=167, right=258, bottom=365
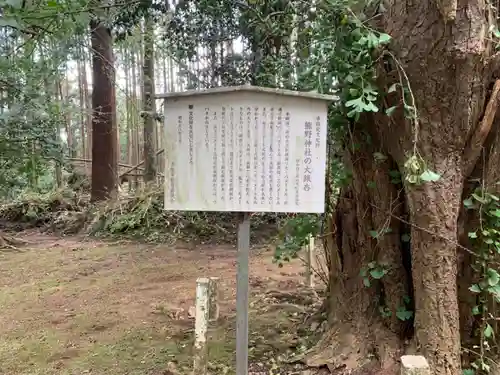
left=0, top=293, right=314, bottom=375
left=66, top=328, right=187, bottom=375
left=0, top=329, right=67, bottom=375
left=0, top=237, right=317, bottom=375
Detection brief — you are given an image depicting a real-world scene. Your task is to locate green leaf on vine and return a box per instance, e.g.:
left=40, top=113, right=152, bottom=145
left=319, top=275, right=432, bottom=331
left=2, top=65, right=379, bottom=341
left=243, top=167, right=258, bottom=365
left=489, top=209, right=500, bottom=218
left=472, top=306, right=480, bottom=315
left=396, top=307, right=413, bottom=321
left=468, top=232, right=477, bottom=239
left=484, top=323, right=494, bottom=338
left=345, top=97, right=365, bottom=110
left=388, top=83, right=398, bottom=93
left=401, top=233, right=410, bottom=242
left=487, top=285, right=500, bottom=300
left=472, top=193, right=487, bottom=204
left=420, top=170, right=441, bottom=182
left=488, top=269, right=500, bottom=286
left=385, top=106, right=397, bottom=116
left=370, top=268, right=386, bottom=279
left=365, top=101, right=379, bottom=112
left=378, top=33, right=391, bottom=44
left=463, top=198, right=474, bottom=208
left=492, top=25, right=500, bottom=39
left=373, top=152, right=387, bottom=162
left=469, top=284, right=481, bottom=293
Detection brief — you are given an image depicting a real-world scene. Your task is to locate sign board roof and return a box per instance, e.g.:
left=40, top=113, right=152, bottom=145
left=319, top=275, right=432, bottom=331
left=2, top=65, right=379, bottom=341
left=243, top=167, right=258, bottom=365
left=159, top=85, right=333, bottom=213
left=156, top=84, right=337, bottom=102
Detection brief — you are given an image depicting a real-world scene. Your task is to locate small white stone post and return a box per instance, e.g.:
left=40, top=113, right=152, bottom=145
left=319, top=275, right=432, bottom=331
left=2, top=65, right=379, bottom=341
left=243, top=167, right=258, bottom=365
left=401, top=355, right=431, bottom=375
left=208, top=277, right=220, bottom=322
left=305, top=234, right=315, bottom=288
left=193, top=278, right=210, bottom=375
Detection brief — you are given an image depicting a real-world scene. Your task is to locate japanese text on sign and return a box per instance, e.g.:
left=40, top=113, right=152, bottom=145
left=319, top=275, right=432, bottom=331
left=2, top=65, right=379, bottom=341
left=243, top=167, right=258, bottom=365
left=163, top=91, right=328, bottom=213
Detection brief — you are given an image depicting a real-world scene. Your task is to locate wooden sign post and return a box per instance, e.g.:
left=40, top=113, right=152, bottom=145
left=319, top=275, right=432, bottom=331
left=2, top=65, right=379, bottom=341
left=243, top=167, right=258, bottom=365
left=158, top=85, right=334, bottom=375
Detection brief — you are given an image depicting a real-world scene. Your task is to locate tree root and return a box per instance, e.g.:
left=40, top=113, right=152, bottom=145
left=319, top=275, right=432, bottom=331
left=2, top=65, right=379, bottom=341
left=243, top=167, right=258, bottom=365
left=291, top=323, right=402, bottom=374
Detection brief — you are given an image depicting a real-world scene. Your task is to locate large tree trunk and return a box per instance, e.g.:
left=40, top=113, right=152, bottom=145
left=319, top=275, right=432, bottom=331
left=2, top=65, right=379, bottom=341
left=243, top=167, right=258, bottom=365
left=314, top=2, right=500, bottom=375
left=90, top=16, right=118, bottom=201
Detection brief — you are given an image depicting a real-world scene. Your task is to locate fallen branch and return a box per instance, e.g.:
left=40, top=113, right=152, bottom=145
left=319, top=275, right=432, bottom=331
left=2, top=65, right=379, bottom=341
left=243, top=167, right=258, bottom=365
left=68, top=158, right=137, bottom=170
left=463, top=79, right=500, bottom=177
left=0, top=233, right=28, bottom=250
left=119, top=149, right=164, bottom=178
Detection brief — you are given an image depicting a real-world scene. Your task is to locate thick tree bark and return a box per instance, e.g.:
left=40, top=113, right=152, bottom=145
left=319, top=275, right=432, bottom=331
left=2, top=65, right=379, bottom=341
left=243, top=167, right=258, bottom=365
left=307, top=132, right=409, bottom=373
left=407, top=169, right=463, bottom=374
left=379, top=2, right=491, bottom=373
left=90, top=17, right=118, bottom=201
left=316, top=2, right=499, bottom=374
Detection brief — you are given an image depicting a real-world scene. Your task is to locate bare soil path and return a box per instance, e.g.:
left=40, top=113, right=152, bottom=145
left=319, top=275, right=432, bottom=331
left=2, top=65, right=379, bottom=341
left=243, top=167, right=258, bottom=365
left=0, top=231, right=322, bottom=375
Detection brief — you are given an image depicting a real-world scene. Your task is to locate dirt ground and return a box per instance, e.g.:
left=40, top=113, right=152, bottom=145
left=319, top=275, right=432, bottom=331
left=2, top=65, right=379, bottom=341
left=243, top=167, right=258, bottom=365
left=0, top=231, right=325, bottom=375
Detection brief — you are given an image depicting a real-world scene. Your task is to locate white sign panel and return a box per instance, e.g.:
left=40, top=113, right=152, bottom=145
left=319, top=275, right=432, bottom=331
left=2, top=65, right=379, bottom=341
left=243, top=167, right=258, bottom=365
left=162, top=87, right=329, bottom=213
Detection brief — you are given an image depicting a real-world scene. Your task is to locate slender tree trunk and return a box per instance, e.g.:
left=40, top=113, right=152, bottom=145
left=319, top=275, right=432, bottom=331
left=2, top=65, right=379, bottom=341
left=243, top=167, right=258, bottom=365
left=53, top=79, right=62, bottom=189
left=130, top=48, right=139, bottom=189
left=22, top=38, right=38, bottom=188
left=123, top=45, right=132, bottom=190
left=168, top=52, right=175, bottom=92
left=142, top=14, right=156, bottom=183
left=77, top=49, right=86, bottom=159
left=137, top=33, right=144, bottom=183
left=89, top=16, right=118, bottom=201
left=162, top=52, right=167, bottom=92
left=82, top=44, right=92, bottom=166
left=124, top=45, right=131, bottom=167
left=40, top=46, right=62, bottom=188
left=59, top=69, right=75, bottom=158
left=209, top=40, right=217, bottom=87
